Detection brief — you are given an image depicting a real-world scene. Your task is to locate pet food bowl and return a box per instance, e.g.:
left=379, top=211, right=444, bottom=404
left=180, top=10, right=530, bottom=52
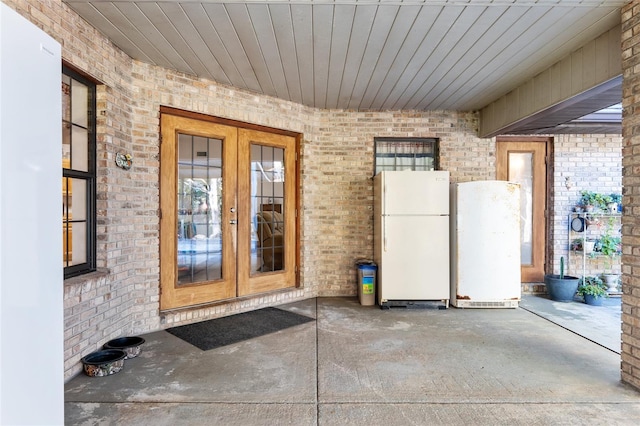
left=81, top=349, right=127, bottom=377
left=104, top=336, right=146, bottom=359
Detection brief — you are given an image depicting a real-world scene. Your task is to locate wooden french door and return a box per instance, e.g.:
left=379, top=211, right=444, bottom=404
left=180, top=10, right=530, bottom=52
left=237, top=128, right=296, bottom=296
left=496, top=139, right=548, bottom=282
left=159, top=112, right=297, bottom=310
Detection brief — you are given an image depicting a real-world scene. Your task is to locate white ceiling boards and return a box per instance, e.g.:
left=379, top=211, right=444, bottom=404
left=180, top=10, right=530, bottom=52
left=65, top=0, right=626, bottom=132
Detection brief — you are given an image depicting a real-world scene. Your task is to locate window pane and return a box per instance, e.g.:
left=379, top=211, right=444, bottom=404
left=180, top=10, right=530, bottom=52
left=70, top=179, right=87, bottom=221
left=374, top=138, right=438, bottom=175
left=71, top=221, right=87, bottom=265
left=62, top=76, right=71, bottom=122
left=71, top=79, right=88, bottom=127
left=62, top=123, right=71, bottom=168
left=508, top=152, right=533, bottom=265
left=177, top=133, right=223, bottom=285
left=252, top=144, right=285, bottom=273
left=63, top=67, right=96, bottom=278
left=63, top=178, right=71, bottom=263
left=71, top=125, right=88, bottom=172
left=63, top=178, right=88, bottom=266
left=62, top=77, right=71, bottom=167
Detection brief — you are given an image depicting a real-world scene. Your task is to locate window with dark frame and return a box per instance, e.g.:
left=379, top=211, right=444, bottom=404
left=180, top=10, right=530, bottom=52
left=62, top=66, right=96, bottom=279
left=374, top=137, right=439, bottom=175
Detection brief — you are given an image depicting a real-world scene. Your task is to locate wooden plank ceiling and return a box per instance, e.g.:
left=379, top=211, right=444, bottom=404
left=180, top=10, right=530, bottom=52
left=64, top=0, right=626, bottom=132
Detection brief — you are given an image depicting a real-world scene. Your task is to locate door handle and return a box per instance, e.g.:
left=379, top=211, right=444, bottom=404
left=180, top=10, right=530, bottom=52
left=230, top=219, right=237, bottom=225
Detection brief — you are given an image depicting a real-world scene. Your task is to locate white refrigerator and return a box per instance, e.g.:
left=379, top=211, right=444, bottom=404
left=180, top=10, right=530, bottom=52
left=374, top=171, right=450, bottom=309
left=450, top=181, right=521, bottom=308
left=1, top=3, right=64, bottom=423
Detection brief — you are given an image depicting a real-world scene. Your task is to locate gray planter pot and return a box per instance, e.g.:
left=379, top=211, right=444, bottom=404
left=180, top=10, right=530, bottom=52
left=544, top=274, right=579, bottom=302
left=583, top=294, right=605, bottom=306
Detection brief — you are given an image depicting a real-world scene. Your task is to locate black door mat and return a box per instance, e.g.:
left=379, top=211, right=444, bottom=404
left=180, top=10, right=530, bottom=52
left=165, top=307, right=315, bottom=351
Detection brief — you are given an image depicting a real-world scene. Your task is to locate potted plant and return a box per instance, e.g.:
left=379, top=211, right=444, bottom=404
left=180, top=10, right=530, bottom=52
left=609, top=193, right=622, bottom=204
left=544, top=257, right=580, bottom=302
left=571, top=237, right=595, bottom=254
left=580, top=190, right=597, bottom=212
left=598, top=216, right=621, bottom=292
left=579, top=190, right=612, bottom=212
left=577, top=275, right=608, bottom=306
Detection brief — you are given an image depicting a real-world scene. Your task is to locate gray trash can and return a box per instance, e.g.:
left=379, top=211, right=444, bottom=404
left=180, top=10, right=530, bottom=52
left=356, top=261, right=377, bottom=306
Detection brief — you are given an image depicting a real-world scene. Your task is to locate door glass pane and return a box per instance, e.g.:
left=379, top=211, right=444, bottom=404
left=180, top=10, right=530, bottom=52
left=177, top=133, right=223, bottom=285
left=251, top=144, right=285, bottom=273
left=509, top=152, right=533, bottom=265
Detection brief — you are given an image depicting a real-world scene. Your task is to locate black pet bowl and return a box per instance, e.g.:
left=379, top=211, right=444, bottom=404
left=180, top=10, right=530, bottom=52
left=104, top=336, right=146, bottom=359
left=81, top=349, right=127, bottom=377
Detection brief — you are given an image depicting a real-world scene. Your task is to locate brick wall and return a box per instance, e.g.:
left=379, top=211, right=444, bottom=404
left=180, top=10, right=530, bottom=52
left=621, top=0, right=640, bottom=392
left=551, top=134, right=623, bottom=280
left=6, top=0, right=493, bottom=379
left=308, top=109, right=491, bottom=296
left=5, top=0, right=626, bottom=383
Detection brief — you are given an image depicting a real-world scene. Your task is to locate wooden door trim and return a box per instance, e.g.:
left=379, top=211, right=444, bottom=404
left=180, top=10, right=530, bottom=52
left=496, top=136, right=551, bottom=143
left=160, top=106, right=300, bottom=138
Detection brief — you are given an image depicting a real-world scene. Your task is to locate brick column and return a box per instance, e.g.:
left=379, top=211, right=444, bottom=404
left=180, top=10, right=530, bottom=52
left=621, top=0, right=640, bottom=391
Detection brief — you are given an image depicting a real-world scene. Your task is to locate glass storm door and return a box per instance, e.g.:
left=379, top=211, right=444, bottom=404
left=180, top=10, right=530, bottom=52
left=160, top=114, right=297, bottom=310
left=497, top=139, right=548, bottom=282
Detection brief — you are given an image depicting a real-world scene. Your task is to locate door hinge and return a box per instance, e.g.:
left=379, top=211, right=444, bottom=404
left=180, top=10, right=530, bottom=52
left=159, top=134, right=162, bottom=144
left=158, top=208, right=162, bottom=219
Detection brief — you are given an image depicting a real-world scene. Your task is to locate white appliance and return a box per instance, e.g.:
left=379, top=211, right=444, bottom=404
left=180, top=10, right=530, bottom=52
left=1, top=3, right=64, bottom=424
left=374, top=171, right=450, bottom=309
left=450, top=181, right=521, bottom=308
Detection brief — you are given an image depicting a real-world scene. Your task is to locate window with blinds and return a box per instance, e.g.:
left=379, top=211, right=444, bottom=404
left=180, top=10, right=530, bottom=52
left=374, top=138, right=439, bottom=175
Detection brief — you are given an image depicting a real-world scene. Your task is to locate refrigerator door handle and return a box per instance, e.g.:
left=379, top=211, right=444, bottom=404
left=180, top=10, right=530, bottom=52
left=383, top=216, right=387, bottom=252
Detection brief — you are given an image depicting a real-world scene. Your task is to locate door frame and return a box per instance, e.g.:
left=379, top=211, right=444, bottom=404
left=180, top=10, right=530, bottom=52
left=159, top=106, right=302, bottom=311
left=496, top=136, right=552, bottom=282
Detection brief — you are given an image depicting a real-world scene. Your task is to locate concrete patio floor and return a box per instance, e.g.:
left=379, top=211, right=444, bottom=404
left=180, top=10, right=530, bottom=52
left=520, top=294, right=622, bottom=353
left=65, top=297, right=640, bottom=425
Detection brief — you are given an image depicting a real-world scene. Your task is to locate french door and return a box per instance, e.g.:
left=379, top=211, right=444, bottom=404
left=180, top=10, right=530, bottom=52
left=496, top=138, right=549, bottom=282
left=160, top=111, right=297, bottom=310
